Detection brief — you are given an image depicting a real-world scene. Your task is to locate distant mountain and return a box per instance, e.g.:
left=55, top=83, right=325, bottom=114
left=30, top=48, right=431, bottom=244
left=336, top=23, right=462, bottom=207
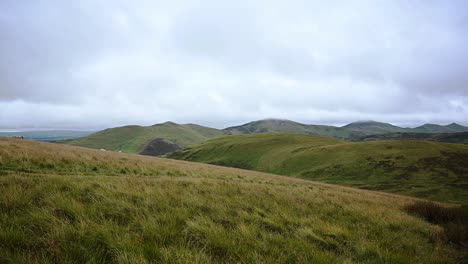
left=224, top=119, right=364, bottom=139
left=412, top=123, right=468, bottom=133
left=225, top=119, right=468, bottom=138
left=445, top=123, right=468, bottom=132
left=358, top=132, right=468, bottom=144
left=0, top=130, right=95, bottom=142
left=63, top=122, right=226, bottom=155
left=61, top=119, right=468, bottom=155
left=342, top=121, right=408, bottom=135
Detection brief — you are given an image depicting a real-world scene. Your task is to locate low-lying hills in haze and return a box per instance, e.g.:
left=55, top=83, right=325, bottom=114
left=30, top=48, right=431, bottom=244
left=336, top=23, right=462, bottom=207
left=60, top=119, right=468, bottom=156
left=0, top=138, right=466, bottom=263
left=0, top=130, right=95, bottom=142
left=412, top=123, right=468, bottom=133
left=170, top=133, right=468, bottom=204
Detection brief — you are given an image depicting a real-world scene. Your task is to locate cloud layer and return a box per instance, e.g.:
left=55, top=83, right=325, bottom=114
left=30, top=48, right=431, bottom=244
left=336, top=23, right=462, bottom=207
left=1, top=0, right=467, bottom=129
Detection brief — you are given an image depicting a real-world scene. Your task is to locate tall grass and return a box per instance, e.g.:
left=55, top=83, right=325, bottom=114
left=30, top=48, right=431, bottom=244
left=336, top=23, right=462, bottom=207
left=404, top=201, right=467, bottom=246
left=170, top=133, right=468, bottom=203
left=0, top=138, right=466, bottom=263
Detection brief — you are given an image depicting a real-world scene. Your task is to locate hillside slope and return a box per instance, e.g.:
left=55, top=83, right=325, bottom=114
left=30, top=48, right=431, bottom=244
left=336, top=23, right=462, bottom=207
left=359, top=132, right=468, bottom=144
left=170, top=134, right=468, bottom=203
left=0, top=138, right=466, bottom=263
left=224, top=119, right=468, bottom=139
left=224, top=119, right=364, bottom=139
left=342, top=121, right=409, bottom=135
left=412, top=124, right=464, bottom=133
left=63, top=122, right=226, bottom=154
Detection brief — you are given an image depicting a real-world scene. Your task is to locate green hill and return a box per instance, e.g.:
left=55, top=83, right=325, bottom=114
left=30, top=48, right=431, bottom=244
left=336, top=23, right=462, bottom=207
left=413, top=123, right=468, bottom=133
left=224, top=119, right=363, bottom=139
left=0, top=138, right=466, bottom=263
left=63, top=122, right=226, bottom=155
left=170, top=134, right=468, bottom=204
left=359, top=132, right=468, bottom=144
left=342, top=121, right=409, bottom=135
left=61, top=120, right=468, bottom=155
left=445, top=123, right=468, bottom=132
left=223, top=119, right=468, bottom=140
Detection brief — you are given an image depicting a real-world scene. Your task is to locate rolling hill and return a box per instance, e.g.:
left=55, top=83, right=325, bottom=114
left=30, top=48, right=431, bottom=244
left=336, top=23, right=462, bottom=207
left=170, top=133, right=468, bottom=204
left=224, top=119, right=363, bottom=139
left=62, top=122, right=226, bottom=155
left=342, top=121, right=408, bottom=135
left=224, top=119, right=468, bottom=139
left=61, top=119, right=468, bottom=156
left=359, top=132, right=468, bottom=144
left=0, top=138, right=466, bottom=263
left=412, top=123, right=468, bottom=133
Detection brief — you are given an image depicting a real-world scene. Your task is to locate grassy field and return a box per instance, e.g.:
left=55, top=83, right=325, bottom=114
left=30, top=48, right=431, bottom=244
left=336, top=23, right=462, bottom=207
left=170, top=133, right=468, bottom=204
left=358, top=132, right=468, bottom=144
left=63, top=122, right=226, bottom=153
left=0, top=138, right=466, bottom=263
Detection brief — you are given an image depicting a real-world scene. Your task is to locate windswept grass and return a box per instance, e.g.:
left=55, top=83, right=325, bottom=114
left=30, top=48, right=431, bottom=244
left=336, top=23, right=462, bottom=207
left=171, top=133, right=468, bottom=203
left=404, top=201, right=467, bottom=246
left=0, top=138, right=466, bottom=263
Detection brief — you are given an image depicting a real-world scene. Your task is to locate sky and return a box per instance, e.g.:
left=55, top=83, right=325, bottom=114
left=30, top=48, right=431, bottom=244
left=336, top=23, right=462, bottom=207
left=1, top=0, right=467, bottom=130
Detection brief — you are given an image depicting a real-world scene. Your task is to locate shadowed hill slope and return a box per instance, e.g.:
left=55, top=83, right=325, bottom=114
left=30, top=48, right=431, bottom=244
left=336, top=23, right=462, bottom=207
left=170, top=134, right=468, bottom=204
left=63, top=122, right=226, bottom=154
left=0, top=138, right=466, bottom=263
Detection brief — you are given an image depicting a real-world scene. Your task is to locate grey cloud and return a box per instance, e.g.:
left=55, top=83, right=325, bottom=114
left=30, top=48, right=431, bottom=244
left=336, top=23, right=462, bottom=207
left=0, top=0, right=467, bottom=129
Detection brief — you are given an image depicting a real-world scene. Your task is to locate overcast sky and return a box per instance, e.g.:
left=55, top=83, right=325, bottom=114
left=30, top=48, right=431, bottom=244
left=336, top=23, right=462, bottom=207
left=1, top=0, right=467, bottom=130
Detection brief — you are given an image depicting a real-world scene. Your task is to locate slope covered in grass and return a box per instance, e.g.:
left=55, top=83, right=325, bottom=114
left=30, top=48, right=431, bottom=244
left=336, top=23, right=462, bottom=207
left=63, top=122, right=225, bottom=154
left=0, top=138, right=466, bottom=263
left=358, top=132, right=468, bottom=144
left=171, top=134, right=468, bottom=203
left=342, top=121, right=408, bottom=135
left=224, top=119, right=364, bottom=139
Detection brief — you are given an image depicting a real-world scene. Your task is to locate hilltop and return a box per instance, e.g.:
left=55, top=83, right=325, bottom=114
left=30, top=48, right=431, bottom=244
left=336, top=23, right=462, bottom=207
left=412, top=123, right=468, bottom=133
left=225, top=119, right=468, bottom=138
left=342, top=120, right=408, bottom=135
left=61, top=119, right=468, bottom=155
left=170, top=133, right=468, bottom=203
left=62, top=122, right=226, bottom=155
left=0, top=138, right=466, bottom=263
left=224, top=119, right=363, bottom=139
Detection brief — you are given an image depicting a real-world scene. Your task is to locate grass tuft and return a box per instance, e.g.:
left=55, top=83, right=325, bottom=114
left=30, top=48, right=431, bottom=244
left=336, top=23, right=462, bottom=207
left=404, top=201, right=468, bottom=246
